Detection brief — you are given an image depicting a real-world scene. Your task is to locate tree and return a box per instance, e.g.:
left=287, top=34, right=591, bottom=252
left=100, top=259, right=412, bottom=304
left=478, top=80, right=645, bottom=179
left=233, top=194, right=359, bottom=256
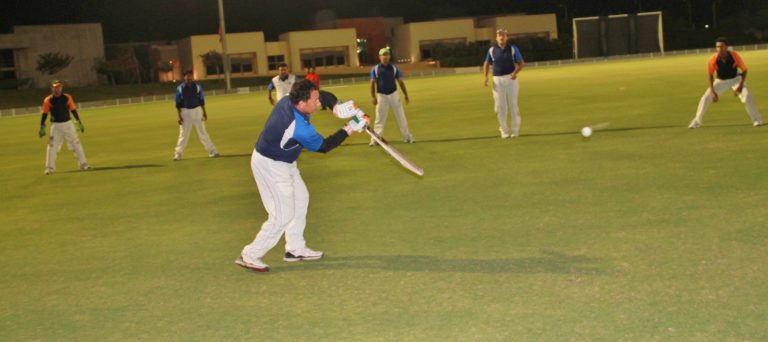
left=200, top=50, right=223, bottom=77
left=36, top=52, right=73, bottom=75
left=94, top=58, right=121, bottom=86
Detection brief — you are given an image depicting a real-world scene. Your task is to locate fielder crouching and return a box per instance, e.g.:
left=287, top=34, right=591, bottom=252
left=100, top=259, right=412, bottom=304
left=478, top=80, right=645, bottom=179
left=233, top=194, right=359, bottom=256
left=236, top=80, right=369, bottom=273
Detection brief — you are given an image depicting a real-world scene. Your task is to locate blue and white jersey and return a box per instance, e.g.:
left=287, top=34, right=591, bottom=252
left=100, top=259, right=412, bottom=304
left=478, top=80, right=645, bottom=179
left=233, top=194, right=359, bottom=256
left=267, top=74, right=298, bottom=102
left=371, top=63, right=402, bottom=95
left=255, top=97, right=325, bottom=163
left=485, top=44, right=523, bottom=76
left=175, top=82, right=205, bottom=109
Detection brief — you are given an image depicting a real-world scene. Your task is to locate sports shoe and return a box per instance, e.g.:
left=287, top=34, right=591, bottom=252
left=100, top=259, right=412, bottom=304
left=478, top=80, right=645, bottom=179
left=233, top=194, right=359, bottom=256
left=79, top=162, right=90, bottom=171
left=209, top=151, right=220, bottom=158
left=284, top=247, right=324, bottom=262
left=235, top=255, right=269, bottom=273
left=44, top=168, right=54, bottom=175
left=369, top=140, right=378, bottom=147
left=754, top=121, right=763, bottom=127
left=688, top=119, right=701, bottom=129
left=173, top=153, right=182, bottom=161
left=500, top=128, right=510, bottom=139
left=404, top=135, right=415, bottom=144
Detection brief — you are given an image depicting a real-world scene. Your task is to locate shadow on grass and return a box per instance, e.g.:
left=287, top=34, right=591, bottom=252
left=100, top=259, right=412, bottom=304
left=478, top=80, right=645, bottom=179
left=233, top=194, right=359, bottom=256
left=274, top=250, right=606, bottom=275
left=61, top=164, right=165, bottom=173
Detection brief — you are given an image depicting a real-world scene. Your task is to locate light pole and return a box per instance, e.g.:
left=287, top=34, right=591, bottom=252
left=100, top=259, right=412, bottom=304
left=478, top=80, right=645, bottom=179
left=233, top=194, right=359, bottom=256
left=217, top=0, right=232, bottom=92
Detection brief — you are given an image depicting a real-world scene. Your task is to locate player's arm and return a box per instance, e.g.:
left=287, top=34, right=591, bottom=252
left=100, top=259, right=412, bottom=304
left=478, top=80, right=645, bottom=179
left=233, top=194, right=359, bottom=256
left=397, top=79, right=409, bottom=104
left=733, top=52, right=748, bottom=94
left=39, top=112, right=48, bottom=138
left=483, top=49, right=493, bottom=86
left=64, top=95, right=84, bottom=132
left=511, top=47, right=524, bottom=80
left=267, top=81, right=275, bottom=105
left=175, top=87, right=184, bottom=124
left=199, top=86, right=208, bottom=121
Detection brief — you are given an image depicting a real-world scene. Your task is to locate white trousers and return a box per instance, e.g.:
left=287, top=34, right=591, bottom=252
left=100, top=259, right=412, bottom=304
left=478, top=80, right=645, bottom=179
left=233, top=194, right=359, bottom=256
left=492, top=75, right=521, bottom=136
left=242, top=150, right=309, bottom=259
left=46, top=121, right=87, bottom=170
left=174, top=107, right=217, bottom=155
left=373, top=92, right=412, bottom=141
left=693, top=76, right=763, bottom=124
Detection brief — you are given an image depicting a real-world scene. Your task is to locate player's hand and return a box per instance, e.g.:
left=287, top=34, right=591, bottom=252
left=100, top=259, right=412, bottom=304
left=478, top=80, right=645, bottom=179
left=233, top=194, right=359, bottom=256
left=76, top=121, right=85, bottom=133
left=345, top=114, right=369, bottom=133
left=203, top=113, right=208, bottom=121
left=38, top=124, right=46, bottom=138
left=372, top=97, right=378, bottom=106
left=734, top=85, right=744, bottom=95
left=484, top=78, right=489, bottom=87
left=711, top=92, right=719, bottom=103
left=333, top=100, right=361, bottom=118
left=178, top=118, right=183, bottom=125
left=404, top=94, right=410, bottom=105
left=510, top=73, right=517, bottom=80
left=269, top=97, right=275, bottom=106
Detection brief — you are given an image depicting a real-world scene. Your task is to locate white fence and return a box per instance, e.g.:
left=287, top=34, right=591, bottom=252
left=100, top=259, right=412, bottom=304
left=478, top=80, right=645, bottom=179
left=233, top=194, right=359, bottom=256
left=3, top=43, right=768, bottom=118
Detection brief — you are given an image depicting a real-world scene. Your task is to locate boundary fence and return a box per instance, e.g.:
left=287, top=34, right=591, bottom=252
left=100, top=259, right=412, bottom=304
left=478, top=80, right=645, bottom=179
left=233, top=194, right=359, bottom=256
left=3, top=43, right=767, bottom=118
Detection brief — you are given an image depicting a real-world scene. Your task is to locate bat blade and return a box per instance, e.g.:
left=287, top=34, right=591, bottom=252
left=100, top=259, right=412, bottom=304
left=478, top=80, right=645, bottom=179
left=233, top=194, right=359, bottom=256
left=366, top=128, right=424, bottom=177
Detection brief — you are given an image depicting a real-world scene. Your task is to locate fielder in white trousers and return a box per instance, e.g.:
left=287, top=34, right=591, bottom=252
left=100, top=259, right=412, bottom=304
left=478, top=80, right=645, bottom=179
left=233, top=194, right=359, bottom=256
left=174, top=106, right=218, bottom=158
left=241, top=151, right=309, bottom=260
left=46, top=121, right=87, bottom=171
left=493, top=75, right=521, bottom=137
left=692, top=76, right=763, bottom=126
left=373, top=92, right=412, bottom=142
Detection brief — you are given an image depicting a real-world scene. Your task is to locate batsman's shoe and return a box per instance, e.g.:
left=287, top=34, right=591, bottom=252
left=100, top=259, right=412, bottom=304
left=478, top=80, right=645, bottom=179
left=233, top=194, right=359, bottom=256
left=284, top=247, right=324, bottom=262
left=688, top=119, right=701, bottom=129
left=173, top=153, right=182, bottom=161
left=235, top=255, right=269, bottom=273
left=369, top=139, right=378, bottom=147
left=754, top=120, right=763, bottom=127
left=499, top=128, right=511, bottom=139
left=79, top=162, right=90, bottom=171
left=44, top=167, right=54, bottom=175
left=209, top=151, right=220, bottom=158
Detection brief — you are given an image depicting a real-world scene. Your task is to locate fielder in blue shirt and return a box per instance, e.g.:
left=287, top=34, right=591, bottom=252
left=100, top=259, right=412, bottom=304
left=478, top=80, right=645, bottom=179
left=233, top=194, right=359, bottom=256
left=236, top=80, right=369, bottom=273
left=483, top=29, right=525, bottom=139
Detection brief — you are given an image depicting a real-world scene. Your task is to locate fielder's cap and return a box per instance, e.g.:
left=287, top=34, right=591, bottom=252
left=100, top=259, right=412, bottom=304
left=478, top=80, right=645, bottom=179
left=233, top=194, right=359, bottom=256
left=496, top=28, right=508, bottom=34
left=378, top=47, right=391, bottom=56
left=51, top=80, right=63, bottom=86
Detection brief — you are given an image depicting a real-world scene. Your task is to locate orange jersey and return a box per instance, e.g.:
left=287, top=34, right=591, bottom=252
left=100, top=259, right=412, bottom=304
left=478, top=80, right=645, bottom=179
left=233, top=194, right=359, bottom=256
left=42, top=93, right=77, bottom=122
left=708, top=51, right=747, bottom=80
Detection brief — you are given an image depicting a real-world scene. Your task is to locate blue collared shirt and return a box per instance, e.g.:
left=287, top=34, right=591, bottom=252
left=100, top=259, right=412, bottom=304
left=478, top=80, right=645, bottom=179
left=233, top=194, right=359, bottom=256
left=175, top=82, right=205, bottom=109
left=255, top=97, right=325, bottom=163
left=485, top=44, right=523, bottom=76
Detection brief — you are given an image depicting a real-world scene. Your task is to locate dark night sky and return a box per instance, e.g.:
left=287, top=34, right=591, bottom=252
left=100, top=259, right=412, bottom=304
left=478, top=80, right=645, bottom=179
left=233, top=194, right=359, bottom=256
left=0, top=0, right=761, bottom=43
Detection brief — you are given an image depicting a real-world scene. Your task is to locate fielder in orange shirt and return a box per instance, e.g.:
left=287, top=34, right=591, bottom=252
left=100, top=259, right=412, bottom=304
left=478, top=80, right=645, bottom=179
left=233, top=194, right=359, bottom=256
left=689, top=37, right=763, bottom=128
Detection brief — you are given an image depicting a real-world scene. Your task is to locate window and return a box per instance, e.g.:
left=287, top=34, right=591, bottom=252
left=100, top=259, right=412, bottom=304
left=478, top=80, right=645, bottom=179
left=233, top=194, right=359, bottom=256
left=268, top=55, right=285, bottom=71
left=300, top=46, right=349, bottom=68
left=0, top=49, right=14, bottom=68
left=230, top=53, right=256, bottom=75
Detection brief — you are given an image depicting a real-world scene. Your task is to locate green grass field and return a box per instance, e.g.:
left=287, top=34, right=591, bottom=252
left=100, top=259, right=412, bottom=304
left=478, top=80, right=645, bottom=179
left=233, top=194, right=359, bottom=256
left=1, top=51, right=767, bottom=340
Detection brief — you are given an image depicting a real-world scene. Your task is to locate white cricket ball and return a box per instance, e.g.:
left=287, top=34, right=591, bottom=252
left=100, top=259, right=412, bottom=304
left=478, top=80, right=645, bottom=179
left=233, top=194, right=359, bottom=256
left=581, top=126, right=592, bottom=137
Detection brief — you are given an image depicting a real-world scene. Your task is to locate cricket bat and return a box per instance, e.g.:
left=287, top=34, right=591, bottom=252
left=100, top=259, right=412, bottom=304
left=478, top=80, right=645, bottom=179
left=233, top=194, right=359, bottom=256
left=366, top=128, right=424, bottom=177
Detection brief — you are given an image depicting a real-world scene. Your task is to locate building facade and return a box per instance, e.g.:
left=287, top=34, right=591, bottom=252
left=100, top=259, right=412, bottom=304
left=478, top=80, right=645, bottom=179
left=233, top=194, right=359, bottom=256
left=0, top=23, right=104, bottom=88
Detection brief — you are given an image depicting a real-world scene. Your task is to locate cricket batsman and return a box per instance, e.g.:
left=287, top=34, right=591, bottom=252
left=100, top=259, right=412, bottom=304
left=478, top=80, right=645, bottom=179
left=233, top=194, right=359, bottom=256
left=236, top=79, right=369, bottom=273
left=39, top=80, right=89, bottom=175
left=689, top=37, right=763, bottom=128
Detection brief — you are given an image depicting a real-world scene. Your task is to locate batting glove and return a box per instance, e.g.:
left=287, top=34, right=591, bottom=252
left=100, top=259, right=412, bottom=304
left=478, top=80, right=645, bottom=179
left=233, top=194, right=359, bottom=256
left=346, top=114, right=369, bottom=133
left=38, top=124, right=46, bottom=138
left=76, top=121, right=85, bottom=133
left=333, top=100, right=364, bottom=119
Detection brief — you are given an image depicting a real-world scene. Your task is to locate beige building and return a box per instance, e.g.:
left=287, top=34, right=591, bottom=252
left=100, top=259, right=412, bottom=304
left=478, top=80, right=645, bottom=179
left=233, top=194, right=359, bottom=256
left=391, top=14, right=558, bottom=62
left=177, top=32, right=267, bottom=80
left=477, top=14, right=558, bottom=40
left=177, top=28, right=361, bottom=80
left=0, top=23, right=104, bottom=88
left=278, top=28, right=359, bottom=73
